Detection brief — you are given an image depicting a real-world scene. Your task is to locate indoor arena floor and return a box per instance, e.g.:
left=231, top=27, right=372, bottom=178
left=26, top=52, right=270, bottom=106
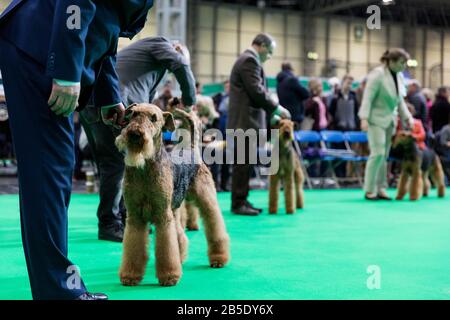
left=0, top=189, right=449, bottom=300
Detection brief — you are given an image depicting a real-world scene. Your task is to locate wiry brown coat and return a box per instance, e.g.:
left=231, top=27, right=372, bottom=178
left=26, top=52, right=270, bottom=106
left=116, top=104, right=230, bottom=287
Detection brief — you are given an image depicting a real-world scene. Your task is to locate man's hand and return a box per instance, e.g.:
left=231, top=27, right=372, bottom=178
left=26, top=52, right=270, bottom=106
left=273, top=105, right=291, bottom=119
left=360, top=119, right=369, bottom=132
left=101, top=103, right=126, bottom=129
left=48, top=81, right=80, bottom=117
left=270, top=114, right=281, bottom=127
left=407, top=117, right=415, bottom=130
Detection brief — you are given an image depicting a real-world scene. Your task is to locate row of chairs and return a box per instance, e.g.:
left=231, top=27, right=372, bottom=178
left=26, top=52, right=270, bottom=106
left=293, top=131, right=369, bottom=189
left=163, top=129, right=370, bottom=189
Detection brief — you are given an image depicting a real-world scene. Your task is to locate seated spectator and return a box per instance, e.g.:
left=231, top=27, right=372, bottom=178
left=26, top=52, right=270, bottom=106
left=430, top=86, right=450, bottom=133
left=422, top=87, right=434, bottom=131
left=436, top=123, right=450, bottom=160
left=305, top=78, right=330, bottom=131
left=329, top=74, right=359, bottom=131
left=407, top=80, right=428, bottom=129
left=195, top=82, right=219, bottom=129
left=153, top=80, right=174, bottom=111
left=276, top=62, right=309, bottom=130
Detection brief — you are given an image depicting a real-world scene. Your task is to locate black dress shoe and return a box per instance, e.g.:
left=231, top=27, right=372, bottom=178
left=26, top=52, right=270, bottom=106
left=76, top=292, right=108, bottom=300
left=98, top=222, right=124, bottom=242
left=245, top=201, right=263, bottom=213
left=377, top=194, right=393, bottom=201
left=232, top=204, right=260, bottom=216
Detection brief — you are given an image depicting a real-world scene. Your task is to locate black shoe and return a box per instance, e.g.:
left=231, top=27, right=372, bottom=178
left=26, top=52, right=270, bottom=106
left=245, top=201, right=263, bottom=213
left=377, top=193, right=393, bottom=201
left=99, top=222, right=124, bottom=242
left=232, top=204, right=260, bottom=216
left=364, top=193, right=379, bottom=201
left=76, top=292, right=108, bottom=300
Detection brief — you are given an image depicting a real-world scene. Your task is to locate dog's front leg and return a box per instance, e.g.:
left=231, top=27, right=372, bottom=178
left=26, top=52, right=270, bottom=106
left=284, top=174, right=296, bottom=214
left=409, top=166, right=422, bottom=201
left=154, top=212, right=182, bottom=286
left=269, top=174, right=280, bottom=214
left=396, top=168, right=409, bottom=200
left=189, top=166, right=230, bottom=268
left=119, top=215, right=149, bottom=286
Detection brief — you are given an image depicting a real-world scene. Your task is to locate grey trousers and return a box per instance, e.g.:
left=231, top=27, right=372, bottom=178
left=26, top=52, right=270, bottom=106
left=80, top=105, right=126, bottom=227
left=364, top=124, right=394, bottom=194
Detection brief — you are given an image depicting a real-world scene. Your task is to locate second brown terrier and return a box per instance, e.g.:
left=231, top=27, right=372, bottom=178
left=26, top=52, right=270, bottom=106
left=392, top=130, right=445, bottom=201
left=116, top=103, right=230, bottom=287
left=269, top=119, right=305, bottom=214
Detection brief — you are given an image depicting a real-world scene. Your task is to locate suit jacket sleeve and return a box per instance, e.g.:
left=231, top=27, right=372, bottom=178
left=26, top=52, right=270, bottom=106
left=240, top=57, right=277, bottom=114
left=150, top=39, right=197, bottom=106
left=93, top=54, right=122, bottom=108
left=46, top=1, right=97, bottom=82
left=358, top=68, right=382, bottom=120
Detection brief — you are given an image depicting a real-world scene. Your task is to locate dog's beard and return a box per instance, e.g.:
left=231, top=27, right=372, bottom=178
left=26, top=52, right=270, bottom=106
left=116, top=134, right=154, bottom=168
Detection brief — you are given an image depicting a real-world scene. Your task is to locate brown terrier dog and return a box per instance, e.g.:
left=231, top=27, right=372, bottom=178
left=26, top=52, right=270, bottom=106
left=116, top=103, right=230, bottom=287
left=392, top=130, right=445, bottom=201
left=269, top=119, right=305, bottom=214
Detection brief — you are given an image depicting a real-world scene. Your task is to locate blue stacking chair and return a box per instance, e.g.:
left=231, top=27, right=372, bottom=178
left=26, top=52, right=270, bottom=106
left=163, top=131, right=176, bottom=142
left=294, top=131, right=323, bottom=189
left=343, top=131, right=369, bottom=186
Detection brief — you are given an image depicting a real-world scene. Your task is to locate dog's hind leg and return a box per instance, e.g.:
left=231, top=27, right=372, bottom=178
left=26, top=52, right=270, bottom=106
left=185, top=200, right=200, bottom=231
left=294, top=165, right=304, bottom=209
left=409, top=164, right=422, bottom=201
left=119, top=215, right=149, bottom=286
left=430, top=157, right=446, bottom=198
left=422, top=171, right=430, bottom=197
left=189, top=165, right=230, bottom=268
left=396, top=169, right=409, bottom=200
left=154, top=211, right=182, bottom=286
left=284, top=174, right=296, bottom=214
left=174, top=208, right=189, bottom=264
left=269, top=174, right=280, bottom=214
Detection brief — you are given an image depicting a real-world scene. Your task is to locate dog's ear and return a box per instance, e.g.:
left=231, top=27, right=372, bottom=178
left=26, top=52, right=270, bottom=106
left=163, top=112, right=176, bottom=132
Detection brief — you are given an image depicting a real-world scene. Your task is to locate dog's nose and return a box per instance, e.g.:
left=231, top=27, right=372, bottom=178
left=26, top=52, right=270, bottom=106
left=128, top=130, right=143, bottom=144
left=283, top=131, right=290, bottom=139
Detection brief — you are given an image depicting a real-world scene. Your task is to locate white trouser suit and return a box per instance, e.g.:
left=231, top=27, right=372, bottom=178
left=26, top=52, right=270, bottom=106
left=358, top=65, right=413, bottom=194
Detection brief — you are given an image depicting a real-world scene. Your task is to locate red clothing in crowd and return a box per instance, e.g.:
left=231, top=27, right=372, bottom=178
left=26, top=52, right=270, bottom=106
left=397, top=118, right=426, bottom=150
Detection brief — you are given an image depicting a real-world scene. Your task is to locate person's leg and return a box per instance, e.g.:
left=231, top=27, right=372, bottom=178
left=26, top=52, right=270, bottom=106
left=364, top=125, right=388, bottom=195
left=231, top=138, right=250, bottom=209
left=376, top=125, right=394, bottom=194
left=0, top=39, right=86, bottom=299
left=80, top=107, right=125, bottom=234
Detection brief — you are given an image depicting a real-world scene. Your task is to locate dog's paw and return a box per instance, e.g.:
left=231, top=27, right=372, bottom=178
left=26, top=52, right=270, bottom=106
left=186, top=224, right=200, bottom=231
left=210, top=261, right=225, bottom=268
left=158, top=275, right=180, bottom=287
left=120, top=275, right=143, bottom=286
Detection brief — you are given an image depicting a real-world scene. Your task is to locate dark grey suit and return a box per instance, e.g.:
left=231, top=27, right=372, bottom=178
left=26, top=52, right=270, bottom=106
left=227, top=49, right=277, bottom=131
left=227, top=49, right=277, bottom=209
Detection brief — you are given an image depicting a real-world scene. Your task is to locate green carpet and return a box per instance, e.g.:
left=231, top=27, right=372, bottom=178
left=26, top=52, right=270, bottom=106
left=0, top=189, right=449, bottom=300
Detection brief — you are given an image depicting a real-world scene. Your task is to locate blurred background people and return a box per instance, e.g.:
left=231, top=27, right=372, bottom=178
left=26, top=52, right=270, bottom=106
left=276, top=62, right=310, bottom=130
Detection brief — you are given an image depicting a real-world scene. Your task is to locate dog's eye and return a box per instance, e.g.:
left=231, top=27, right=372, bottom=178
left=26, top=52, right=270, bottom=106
left=150, top=114, right=158, bottom=122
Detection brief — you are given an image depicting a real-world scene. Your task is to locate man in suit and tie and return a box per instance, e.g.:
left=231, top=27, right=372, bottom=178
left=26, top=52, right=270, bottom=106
left=0, top=0, right=153, bottom=300
left=227, top=33, right=291, bottom=216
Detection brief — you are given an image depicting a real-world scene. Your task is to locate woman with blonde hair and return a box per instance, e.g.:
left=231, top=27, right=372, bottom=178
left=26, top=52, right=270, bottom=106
left=304, top=78, right=330, bottom=131
left=358, top=48, right=415, bottom=200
